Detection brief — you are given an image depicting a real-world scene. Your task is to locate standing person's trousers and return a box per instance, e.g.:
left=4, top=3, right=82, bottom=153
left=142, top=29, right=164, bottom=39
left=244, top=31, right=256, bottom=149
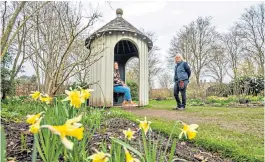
left=174, top=81, right=187, bottom=108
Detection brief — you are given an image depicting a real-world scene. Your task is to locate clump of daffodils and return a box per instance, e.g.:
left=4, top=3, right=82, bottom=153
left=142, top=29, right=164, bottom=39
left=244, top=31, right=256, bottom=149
left=26, top=112, right=45, bottom=134
left=41, top=114, right=84, bottom=150
left=39, top=94, right=53, bottom=104
left=63, top=87, right=94, bottom=108
left=137, top=116, right=151, bottom=135
left=30, top=91, right=41, bottom=100
left=123, top=128, right=136, bottom=141
left=88, top=150, right=111, bottom=162
left=30, top=91, right=53, bottom=104
left=179, top=122, right=199, bottom=140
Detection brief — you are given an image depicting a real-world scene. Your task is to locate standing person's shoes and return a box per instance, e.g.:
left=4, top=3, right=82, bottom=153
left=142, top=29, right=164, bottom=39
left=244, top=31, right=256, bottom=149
left=173, top=105, right=181, bottom=110
left=178, top=105, right=185, bottom=111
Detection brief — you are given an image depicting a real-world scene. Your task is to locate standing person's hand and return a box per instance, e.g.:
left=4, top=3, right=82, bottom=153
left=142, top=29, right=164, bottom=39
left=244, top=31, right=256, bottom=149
left=179, top=80, right=185, bottom=89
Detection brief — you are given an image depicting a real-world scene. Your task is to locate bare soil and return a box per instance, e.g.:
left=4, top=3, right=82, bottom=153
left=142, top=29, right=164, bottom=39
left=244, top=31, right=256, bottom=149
left=2, top=117, right=232, bottom=162
left=1, top=119, right=40, bottom=162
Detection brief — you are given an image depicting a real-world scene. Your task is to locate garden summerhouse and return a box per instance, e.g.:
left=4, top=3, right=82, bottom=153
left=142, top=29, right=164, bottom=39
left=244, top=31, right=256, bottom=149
left=85, top=8, right=153, bottom=107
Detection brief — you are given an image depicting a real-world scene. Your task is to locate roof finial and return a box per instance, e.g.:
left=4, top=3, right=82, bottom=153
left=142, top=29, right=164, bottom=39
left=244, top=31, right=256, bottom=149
left=116, top=8, right=123, bottom=17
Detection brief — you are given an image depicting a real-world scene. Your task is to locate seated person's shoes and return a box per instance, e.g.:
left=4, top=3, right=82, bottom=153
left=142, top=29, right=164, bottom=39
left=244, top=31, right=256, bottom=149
left=129, top=101, right=138, bottom=106
left=122, top=101, right=129, bottom=106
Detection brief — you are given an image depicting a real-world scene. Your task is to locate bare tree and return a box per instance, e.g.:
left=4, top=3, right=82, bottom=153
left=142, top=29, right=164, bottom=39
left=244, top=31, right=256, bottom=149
left=125, top=30, right=162, bottom=89
left=237, top=57, right=256, bottom=77
left=238, top=3, right=265, bottom=74
left=168, top=17, right=219, bottom=86
left=1, top=1, right=48, bottom=58
left=7, top=5, right=32, bottom=90
left=28, top=2, right=102, bottom=95
left=205, top=45, right=228, bottom=84
left=222, top=26, right=244, bottom=79
left=158, top=72, right=172, bottom=89
left=72, top=35, right=94, bottom=83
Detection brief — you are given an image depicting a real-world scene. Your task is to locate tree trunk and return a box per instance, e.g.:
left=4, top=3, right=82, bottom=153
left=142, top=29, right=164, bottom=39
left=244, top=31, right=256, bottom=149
left=1, top=2, right=26, bottom=56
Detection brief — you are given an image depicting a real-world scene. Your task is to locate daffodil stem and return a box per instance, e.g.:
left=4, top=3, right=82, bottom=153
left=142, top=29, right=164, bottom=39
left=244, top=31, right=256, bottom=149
left=64, top=148, right=67, bottom=161
left=32, top=134, right=38, bottom=162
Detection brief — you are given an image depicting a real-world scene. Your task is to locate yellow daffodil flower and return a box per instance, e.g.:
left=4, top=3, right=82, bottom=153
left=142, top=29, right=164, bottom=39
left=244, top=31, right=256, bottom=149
left=80, top=88, right=94, bottom=101
left=26, top=112, right=44, bottom=125
left=137, top=116, right=151, bottom=135
left=40, top=95, right=53, bottom=104
left=41, top=115, right=84, bottom=150
left=123, top=128, right=135, bottom=141
left=29, top=117, right=43, bottom=134
left=179, top=122, right=199, bottom=140
left=124, top=147, right=140, bottom=162
left=30, top=91, right=41, bottom=100
left=88, top=150, right=111, bottom=162
left=63, top=90, right=83, bottom=108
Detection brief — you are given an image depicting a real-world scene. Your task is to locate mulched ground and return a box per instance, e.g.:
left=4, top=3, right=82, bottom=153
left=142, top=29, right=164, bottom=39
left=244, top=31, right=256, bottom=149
left=2, top=117, right=232, bottom=162
left=1, top=119, right=38, bottom=162
left=89, top=118, right=232, bottom=162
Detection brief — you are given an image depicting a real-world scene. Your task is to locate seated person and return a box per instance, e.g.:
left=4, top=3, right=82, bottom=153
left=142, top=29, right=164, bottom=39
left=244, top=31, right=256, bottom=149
left=114, top=62, right=136, bottom=106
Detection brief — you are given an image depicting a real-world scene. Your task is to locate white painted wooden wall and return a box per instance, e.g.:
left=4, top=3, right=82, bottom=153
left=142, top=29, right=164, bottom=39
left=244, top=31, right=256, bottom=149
left=89, top=32, right=149, bottom=107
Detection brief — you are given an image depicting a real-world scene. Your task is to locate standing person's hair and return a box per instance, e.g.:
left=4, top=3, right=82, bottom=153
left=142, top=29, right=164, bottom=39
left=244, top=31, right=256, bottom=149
left=175, top=54, right=184, bottom=63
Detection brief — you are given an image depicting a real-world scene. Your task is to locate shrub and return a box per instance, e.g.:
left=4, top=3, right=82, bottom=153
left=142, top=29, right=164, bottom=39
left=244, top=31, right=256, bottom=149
left=206, top=84, right=231, bottom=97
left=229, top=75, right=264, bottom=96
left=126, top=80, right=139, bottom=101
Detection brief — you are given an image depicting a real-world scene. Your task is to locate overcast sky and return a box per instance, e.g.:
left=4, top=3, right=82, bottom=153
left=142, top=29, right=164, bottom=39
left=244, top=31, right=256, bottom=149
left=22, top=1, right=261, bottom=85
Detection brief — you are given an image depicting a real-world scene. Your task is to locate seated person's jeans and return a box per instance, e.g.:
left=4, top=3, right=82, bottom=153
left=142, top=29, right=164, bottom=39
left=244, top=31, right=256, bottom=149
left=114, top=86, right=132, bottom=101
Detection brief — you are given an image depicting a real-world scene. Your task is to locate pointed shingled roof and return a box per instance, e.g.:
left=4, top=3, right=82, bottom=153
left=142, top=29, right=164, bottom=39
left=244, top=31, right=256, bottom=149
left=85, top=8, right=153, bottom=51
left=95, top=16, right=144, bottom=35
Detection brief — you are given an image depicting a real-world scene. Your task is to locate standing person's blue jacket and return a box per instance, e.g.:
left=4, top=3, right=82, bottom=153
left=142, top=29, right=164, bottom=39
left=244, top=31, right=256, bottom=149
left=174, top=61, right=191, bottom=82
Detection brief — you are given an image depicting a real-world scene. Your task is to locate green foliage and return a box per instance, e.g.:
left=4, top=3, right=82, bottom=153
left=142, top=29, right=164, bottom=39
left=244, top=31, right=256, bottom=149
left=187, top=98, right=205, bottom=106
left=206, top=95, right=264, bottom=106
left=126, top=80, right=139, bottom=101
left=1, top=52, right=12, bottom=99
left=1, top=127, right=6, bottom=162
left=229, top=75, right=264, bottom=95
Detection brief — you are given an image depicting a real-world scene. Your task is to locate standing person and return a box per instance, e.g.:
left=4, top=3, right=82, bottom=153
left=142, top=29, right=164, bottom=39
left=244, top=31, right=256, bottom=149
left=173, top=54, right=191, bottom=110
left=114, top=62, right=137, bottom=106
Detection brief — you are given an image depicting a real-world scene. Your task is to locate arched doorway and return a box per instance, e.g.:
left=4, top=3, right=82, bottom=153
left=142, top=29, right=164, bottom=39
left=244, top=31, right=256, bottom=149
left=113, top=39, right=139, bottom=106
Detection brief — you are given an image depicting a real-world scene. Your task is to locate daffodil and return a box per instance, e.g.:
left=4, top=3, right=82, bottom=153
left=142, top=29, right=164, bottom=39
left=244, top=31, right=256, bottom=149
left=63, top=90, right=83, bottom=108
left=41, top=115, right=84, bottom=150
left=88, top=150, right=111, bottom=162
left=124, top=147, right=140, bottom=162
left=29, top=117, right=43, bottom=134
left=40, top=94, right=53, bottom=104
left=26, top=112, right=44, bottom=125
left=137, top=116, right=151, bottom=135
left=30, top=91, right=41, bottom=100
left=79, top=87, right=94, bottom=101
left=179, top=122, right=199, bottom=140
left=123, top=128, right=135, bottom=141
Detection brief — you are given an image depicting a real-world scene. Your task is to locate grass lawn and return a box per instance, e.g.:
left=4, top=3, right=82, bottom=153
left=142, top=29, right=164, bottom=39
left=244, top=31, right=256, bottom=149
left=110, top=99, right=264, bottom=162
